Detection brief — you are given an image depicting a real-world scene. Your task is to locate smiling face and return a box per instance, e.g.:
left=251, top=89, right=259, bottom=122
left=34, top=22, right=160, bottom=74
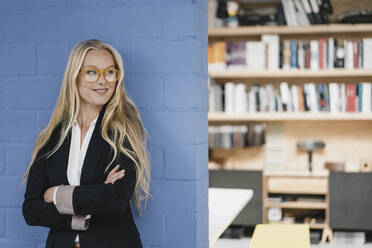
left=76, top=48, right=117, bottom=108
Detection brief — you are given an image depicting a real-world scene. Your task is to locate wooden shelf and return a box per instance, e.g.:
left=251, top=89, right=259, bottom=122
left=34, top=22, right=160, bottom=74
left=265, top=201, right=327, bottom=209
left=208, top=24, right=372, bottom=38
left=208, top=112, right=372, bottom=124
left=209, top=69, right=372, bottom=82
left=268, top=222, right=326, bottom=229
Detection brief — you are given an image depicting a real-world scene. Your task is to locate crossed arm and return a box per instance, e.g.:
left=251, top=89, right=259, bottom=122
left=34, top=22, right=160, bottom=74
left=22, top=153, right=135, bottom=231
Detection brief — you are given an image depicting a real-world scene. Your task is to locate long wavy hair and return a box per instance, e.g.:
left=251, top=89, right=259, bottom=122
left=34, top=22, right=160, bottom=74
left=22, top=39, right=151, bottom=215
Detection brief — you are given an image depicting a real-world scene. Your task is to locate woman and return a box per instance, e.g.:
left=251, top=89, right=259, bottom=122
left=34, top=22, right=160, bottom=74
left=22, top=39, right=151, bottom=248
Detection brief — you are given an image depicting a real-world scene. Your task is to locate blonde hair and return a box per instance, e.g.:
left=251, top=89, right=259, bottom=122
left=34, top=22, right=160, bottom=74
left=22, top=39, right=151, bottom=215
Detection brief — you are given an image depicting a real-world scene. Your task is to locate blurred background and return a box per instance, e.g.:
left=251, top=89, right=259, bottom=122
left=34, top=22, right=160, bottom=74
left=208, top=0, right=372, bottom=247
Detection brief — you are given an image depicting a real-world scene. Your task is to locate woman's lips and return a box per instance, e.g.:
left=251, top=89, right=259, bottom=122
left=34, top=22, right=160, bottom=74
left=93, top=88, right=108, bottom=94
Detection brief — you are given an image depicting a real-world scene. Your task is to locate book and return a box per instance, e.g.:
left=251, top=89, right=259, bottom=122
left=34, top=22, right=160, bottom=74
left=290, top=39, right=298, bottom=68
left=310, top=40, right=319, bottom=70
left=246, top=41, right=266, bottom=69
left=361, top=82, right=372, bottom=113
left=262, top=34, right=280, bottom=71
left=282, top=40, right=291, bottom=70
left=281, top=0, right=298, bottom=26
left=363, top=38, right=372, bottom=69
left=346, top=84, right=357, bottom=112
left=293, top=0, right=310, bottom=26
left=328, top=38, right=335, bottom=69
left=226, top=42, right=246, bottom=70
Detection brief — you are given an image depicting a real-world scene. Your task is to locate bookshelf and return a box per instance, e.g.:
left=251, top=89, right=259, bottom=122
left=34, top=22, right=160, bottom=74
left=208, top=23, right=372, bottom=242
left=210, top=68, right=372, bottom=82
left=209, top=112, right=372, bottom=124
left=263, top=173, right=331, bottom=242
left=209, top=24, right=372, bottom=39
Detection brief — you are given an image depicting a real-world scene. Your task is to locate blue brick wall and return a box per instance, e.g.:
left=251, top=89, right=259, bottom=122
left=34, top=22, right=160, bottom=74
left=0, top=1, right=209, bottom=247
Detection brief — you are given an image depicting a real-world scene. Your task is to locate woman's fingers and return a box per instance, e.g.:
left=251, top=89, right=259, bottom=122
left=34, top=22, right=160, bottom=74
left=105, top=168, right=125, bottom=184
left=107, top=164, right=120, bottom=177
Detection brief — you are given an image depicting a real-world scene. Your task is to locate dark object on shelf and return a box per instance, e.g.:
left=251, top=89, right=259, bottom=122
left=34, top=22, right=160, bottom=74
left=237, top=1, right=285, bottom=26
left=221, top=226, right=245, bottom=239
left=330, top=172, right=372, bottom=230
left=238, top=13, right=276, bottom=26
left=337, top=10, right=372, bottom=24
left=310, top=230, right=322, bottom=244
left=318, top=0, right=333, bottom=24
left=275, top=3, right=286, bottom=25
left=216, top=0, right=228, bottom=25
left=297, top=140, right=325, bottom=172
left=324, top=162, right=345, bottom=171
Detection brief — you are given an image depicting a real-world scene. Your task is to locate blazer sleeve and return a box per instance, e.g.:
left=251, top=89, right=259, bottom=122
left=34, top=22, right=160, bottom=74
left=55, top=150, right=137, bottom=216
left=22, top=153, right=74, bottom=230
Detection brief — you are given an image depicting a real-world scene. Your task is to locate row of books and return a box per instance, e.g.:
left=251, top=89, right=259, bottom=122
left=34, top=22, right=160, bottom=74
left=208, top=37, right=372, bottom=71
left=208, top=124, right=266, bottom=149
left=209, top=81, right=372, bottom=113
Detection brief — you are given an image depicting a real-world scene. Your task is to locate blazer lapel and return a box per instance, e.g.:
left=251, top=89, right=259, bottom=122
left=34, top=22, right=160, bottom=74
left=79, top=103, right=108, bottom=185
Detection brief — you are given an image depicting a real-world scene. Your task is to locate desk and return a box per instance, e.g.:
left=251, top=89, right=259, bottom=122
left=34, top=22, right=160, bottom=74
left=209, top=187, right=253, bottom=248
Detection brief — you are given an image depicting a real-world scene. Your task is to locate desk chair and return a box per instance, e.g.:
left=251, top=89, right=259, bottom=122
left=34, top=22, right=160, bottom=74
left=250, top=224, right=310, bottom=248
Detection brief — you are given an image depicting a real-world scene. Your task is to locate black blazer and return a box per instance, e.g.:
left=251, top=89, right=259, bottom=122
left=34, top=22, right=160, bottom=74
left=22, top=104, right=143, bottom=248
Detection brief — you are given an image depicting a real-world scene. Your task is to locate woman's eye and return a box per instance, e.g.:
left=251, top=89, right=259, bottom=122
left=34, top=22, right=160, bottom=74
left=87, top=70, right=97, bottom=75
left=107, top=70, right=115, bottom=75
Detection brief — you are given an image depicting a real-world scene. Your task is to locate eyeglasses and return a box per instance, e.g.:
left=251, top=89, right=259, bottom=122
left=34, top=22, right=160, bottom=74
left=79, top=67, right=120, bottom=84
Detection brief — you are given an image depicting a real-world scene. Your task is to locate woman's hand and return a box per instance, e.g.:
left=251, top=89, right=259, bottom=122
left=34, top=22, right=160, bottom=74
left=105, top=164, right=125, bottom=184
left=44, top=186, right=57, bottom=203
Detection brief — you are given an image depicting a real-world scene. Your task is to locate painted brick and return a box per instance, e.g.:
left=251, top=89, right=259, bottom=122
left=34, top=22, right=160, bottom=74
left=6, top=144, right=33, bottom=176
left=0, top=0, right=64, bottom=10
left=163, top=4, right=197, bottom=37
left=164, top=75, right=197, bottom=109
left=0, top=15, right=6, bottom=42
left=148, top=146, right=164, bottom=179
left=146, top=180, right=198, bottom=214
left=165, top=145, right=199, bottom=180
left=125, top=74, right=164, bottom=108
left=36, top=111, right=52, bottom=134
left=6, top=10, right=98, bottom=43
left=6, top=209, right=48, bottom=241
left=196, top=2, right=208, bottom=43
left=0, top=111, right=36, bottom=142
left=0, top=176, right=25, bottom=207
left=133, top=212, right=164, bottom=246
left=0, top=44, right=35, bottom=76
left=37, top=43, right=70, bottom=75
left=196, top=110, right=208, bottom=143
left=0, top=240, right=36, bottom=248
left=66, top=0, right=126, bottom=9
left=198, top=174, right=209, bottom=210
left=165, top=214, right=197, bottom=248
left=141, top=111, right=199, bottom=145
left=0, top=210, right=4, bottom=234
left=0, top=145, right=5, bottom=174
left=164, top=74, right=208, bottom=110
left=131, top=40, right=203, bottom=74
left=197, top=143, right=208, bottom=179
left=7, top=77, right=59, bottom=110
left=197, top=209, right=209, bottom=247
left=0, top=81, right=6, bottom=109
left=96, top=5, right=162, bottom=38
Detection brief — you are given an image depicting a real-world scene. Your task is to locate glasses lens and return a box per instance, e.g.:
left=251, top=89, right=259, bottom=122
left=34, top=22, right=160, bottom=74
left=105, top=68, right=118, bottom=83
left=85, top=68, right=98, bottom=83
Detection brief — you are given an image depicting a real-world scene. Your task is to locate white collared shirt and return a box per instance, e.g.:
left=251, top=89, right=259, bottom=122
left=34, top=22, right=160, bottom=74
left=53, top=114, right=99, bottom=242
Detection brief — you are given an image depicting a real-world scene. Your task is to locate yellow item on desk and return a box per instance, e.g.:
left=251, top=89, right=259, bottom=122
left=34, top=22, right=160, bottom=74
left=250, top=224, right=310, bottom=248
